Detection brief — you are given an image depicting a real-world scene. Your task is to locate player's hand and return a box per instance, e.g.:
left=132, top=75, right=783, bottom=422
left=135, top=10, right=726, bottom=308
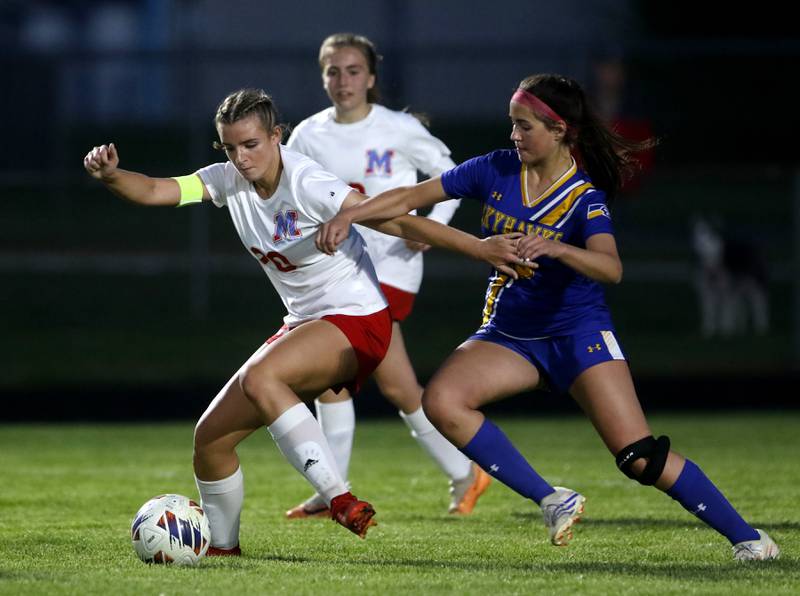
left=516, top=234, right=566, bottom=263
left=316, top=212, right=353, bottom=255
left=404, top=239, right=431, bottom=253
left=478, top=233, right=529, bottom=279
left=83, top=143, right=120, bottom=180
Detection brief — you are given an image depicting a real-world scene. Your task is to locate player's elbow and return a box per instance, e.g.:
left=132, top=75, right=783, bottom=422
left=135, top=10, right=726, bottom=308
left=598, top=261, right=623, bottom=284
left=610, top=262, right=623, bottom=284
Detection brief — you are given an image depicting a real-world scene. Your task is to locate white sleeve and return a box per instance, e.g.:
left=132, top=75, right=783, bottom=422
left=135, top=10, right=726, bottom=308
left=286, top=122, right=314, bottom=158
left=397, top=116, right=462, bottom=225
left=195, top=162, right=230, bottom=208
left=403, top=116, right=457, bottom=178
left=285, top=126, right=303, bottom=150
left=295, top=162, right=354, bottom=223
left=426, top=196, right=461, bottom=225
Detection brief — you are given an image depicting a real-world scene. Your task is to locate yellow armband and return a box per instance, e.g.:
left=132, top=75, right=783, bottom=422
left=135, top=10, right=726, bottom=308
left=172, top=175, right=205, bottom=207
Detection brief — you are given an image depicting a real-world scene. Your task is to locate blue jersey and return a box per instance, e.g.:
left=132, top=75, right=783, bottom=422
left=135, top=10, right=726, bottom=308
left=441, top=149, right=615, bottom=338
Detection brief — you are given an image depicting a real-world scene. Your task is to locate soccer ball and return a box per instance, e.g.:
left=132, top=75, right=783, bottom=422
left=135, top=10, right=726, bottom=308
left=130, top=494, right=210, bottom=566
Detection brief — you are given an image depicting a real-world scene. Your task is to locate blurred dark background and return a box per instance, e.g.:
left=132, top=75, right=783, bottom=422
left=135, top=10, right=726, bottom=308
left=2, top=1, right=799, bottom=420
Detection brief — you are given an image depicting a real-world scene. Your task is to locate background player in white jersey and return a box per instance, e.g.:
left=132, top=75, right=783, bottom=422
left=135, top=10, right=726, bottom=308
left=82, top=89, right=521, bottom=553
left=285, top=33, right=491, bottom=519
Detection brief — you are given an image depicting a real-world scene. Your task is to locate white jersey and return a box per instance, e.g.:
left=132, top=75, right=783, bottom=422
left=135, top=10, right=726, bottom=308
left=197, top=145, right=387, bottom=326
left=287, top=104, right=460, bottom=294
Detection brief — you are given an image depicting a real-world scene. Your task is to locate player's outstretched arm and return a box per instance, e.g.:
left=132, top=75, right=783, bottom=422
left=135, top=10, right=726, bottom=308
left=83, top=143, right=207, bottom=207
left=376, top=214, right=524, bottom=279
left=316, top=177, right=446, bottom=254
left=316, top=188, right=525, bottom=279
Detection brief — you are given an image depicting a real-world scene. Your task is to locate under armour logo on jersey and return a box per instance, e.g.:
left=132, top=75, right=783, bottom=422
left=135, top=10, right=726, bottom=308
left=587, top=203, right=611, bottom=220
left=303, top=458, right=319, bottom=472
left=489, top=464, right=499, bottom=473
left=491, top=191, right=502, bottom=201
left=329, top=191, right=335, bottom=197
left=365, top=149, right=394, bottom=176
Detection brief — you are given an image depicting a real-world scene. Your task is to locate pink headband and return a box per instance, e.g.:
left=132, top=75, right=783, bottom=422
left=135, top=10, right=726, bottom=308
left=511, top=88, right=565, bottom=125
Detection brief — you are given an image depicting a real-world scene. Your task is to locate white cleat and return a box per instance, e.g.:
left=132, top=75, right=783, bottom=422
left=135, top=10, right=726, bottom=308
left=540, top=486, right=586, bottom=546
left=732, top=529, right=780, bottom=561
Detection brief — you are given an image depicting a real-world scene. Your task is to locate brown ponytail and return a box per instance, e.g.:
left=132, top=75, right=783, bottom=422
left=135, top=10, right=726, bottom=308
left=518, top=74, right=656, bottom=201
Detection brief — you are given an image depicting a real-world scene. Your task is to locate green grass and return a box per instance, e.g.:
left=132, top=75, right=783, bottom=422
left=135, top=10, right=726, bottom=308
left=1, top=413, right=798, bottom=595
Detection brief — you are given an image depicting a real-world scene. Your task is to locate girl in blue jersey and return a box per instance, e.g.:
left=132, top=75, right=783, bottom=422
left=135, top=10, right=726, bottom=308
left=316, top=74, right=780, bottom=561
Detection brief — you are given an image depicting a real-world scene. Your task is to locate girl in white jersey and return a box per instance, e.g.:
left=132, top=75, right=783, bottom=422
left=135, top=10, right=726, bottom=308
left=285, top=33, right=491, bottom=519
left=82, top=88, right=521, bottom=554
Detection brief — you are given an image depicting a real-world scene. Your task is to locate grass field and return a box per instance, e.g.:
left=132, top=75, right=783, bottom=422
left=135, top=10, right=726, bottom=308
left=1, top=413, right=798, bottom=595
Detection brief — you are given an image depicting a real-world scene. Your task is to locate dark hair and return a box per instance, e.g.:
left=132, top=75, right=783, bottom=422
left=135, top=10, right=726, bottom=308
left=318, top=33, right=382, bottom=104
left=518, top=74, right=656, bottom=201
left=212, top=88, right=287, bottom=150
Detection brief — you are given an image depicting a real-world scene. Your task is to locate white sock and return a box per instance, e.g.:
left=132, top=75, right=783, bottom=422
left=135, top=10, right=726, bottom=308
left=315, top=397, right=355, bottom=483
left=267, top=402, right=347, bottom=505
left=195, top=466, right=243, bottom=549
left=400, top=406, right=472, bottom=481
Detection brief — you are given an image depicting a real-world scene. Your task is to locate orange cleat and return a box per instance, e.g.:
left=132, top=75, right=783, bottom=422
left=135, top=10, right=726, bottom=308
left=449, top=463, right=492, bottom=515
left=206, top=544, right=241, bottom=557
left=330, top=492, right=377, bottom=539
left=285, top=493, right=330, bottom=519
left=285, top=502, right=331, bottom=519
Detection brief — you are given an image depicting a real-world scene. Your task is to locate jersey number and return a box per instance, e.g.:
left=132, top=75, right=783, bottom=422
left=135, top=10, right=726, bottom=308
left=250, top=247, right=297, bottom=272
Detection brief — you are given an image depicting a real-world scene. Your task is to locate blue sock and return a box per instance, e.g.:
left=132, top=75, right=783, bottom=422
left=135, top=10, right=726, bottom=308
left=666, top=459, right=759, bottom=544
left=461, top=418, right=554, bottom=504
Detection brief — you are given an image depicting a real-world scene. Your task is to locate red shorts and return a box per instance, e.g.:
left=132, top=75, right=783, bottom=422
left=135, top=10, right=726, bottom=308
left=265, top=308, right=392, bottom=394
left=379, top=283, right=416, bottom=322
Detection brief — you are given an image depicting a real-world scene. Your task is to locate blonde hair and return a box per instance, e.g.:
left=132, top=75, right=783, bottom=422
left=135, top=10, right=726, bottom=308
left=212, top=88, right=286, bottom=149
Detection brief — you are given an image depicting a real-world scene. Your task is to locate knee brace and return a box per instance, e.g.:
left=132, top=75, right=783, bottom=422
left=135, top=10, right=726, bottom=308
left=615, top=435, right=671, bottom=486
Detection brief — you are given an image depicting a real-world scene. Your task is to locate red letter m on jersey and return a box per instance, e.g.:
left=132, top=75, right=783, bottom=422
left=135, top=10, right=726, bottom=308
left=273, top=210, right=301, bottom=243
left=365, top=149, right=394, bottom=176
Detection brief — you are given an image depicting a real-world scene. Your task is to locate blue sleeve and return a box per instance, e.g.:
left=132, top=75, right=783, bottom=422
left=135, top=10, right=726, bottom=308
left=578, top=190, right=615, bottom=242
left=440, top=154, right=489, bottom=201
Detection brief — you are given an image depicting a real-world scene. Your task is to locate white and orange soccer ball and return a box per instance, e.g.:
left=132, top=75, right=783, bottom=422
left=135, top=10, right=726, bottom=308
left=130, top=494, right=210, bottom=566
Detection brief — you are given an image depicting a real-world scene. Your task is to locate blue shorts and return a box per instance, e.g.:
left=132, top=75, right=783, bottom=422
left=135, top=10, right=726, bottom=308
left=468, top=327, right=627, bottom=395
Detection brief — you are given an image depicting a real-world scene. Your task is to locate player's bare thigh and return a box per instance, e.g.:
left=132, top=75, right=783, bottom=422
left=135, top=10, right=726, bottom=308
left=193, top=348, right=273, bottom=480
left=569, top=361, right=684, bottom=488
left=315, top=321, right=420, bottom=412
left=568, top=361, right=651, bottom=452
left=423, top=339, right=541, bottom=444
left=195, top=320, right=357, bottom=448
left=371, top=321, right=422, bottom=413
left=239, top=319, right=359, bottom=421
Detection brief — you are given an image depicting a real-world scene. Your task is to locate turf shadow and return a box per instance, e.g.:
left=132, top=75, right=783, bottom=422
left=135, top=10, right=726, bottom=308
left=512, top=512, right=800, bottom=532
left=249, top=553, right=799, bottom=579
